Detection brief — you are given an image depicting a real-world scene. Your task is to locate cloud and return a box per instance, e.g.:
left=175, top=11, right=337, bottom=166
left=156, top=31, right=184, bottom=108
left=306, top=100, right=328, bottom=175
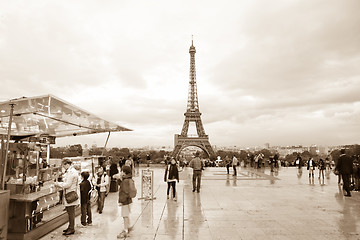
left=209, top=0, right=360, bottom=95
left=1, top=0, right=359, bottom=148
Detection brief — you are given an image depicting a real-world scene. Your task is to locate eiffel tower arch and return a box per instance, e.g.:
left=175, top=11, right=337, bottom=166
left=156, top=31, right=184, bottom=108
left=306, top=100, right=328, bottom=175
left=172, top=40, right=215, bottom=159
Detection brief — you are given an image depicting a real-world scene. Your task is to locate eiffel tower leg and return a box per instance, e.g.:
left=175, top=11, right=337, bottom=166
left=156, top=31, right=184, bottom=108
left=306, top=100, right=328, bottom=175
left=205, top=144, right=215, bottom=159
left=172, top=145, right=182, bottom=158
left=181, top=120, right=189, bottom=136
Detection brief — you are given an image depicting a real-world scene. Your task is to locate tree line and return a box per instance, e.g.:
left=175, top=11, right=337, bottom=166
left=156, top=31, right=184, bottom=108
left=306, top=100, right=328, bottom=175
left=50, top=144, right=360, bottom=165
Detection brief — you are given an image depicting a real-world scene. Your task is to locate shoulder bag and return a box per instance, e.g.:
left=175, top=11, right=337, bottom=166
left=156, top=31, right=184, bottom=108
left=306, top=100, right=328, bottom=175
left=65, top=191, right=79, bottom=203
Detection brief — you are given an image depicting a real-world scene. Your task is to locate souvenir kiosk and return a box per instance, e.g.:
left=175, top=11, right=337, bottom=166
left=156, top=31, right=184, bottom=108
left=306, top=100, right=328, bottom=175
left=0, top=95, right=131, bottom=240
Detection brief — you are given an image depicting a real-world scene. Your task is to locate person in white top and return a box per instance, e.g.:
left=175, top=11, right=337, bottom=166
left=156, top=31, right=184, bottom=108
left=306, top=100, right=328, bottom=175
left=94, top=167, right=109, bottom=214
left=54, top=159, right=80, bottom=235
left=307, top=157, right=316, bottom=179
left=232, top=155, right=239, bottom=176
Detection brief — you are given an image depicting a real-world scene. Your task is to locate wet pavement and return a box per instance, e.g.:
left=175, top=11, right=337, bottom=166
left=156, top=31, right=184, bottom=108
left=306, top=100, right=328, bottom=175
left=40, top=166, right=360, bottom=240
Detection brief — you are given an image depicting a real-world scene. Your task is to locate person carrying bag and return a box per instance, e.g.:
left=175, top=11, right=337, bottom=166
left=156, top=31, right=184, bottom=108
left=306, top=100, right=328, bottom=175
left=54, top=159, right=80, bottom=235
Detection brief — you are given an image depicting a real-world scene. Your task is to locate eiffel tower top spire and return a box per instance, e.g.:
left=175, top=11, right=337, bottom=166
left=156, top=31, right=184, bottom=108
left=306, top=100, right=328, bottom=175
left=187, top=38, right=199, bottom=112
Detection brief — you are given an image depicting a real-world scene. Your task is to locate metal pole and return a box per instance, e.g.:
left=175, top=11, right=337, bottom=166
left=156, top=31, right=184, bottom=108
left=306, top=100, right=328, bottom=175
left=46, top=144, right=50, bottom=164
left=101, top=132, right=111, bottom=156
left=0, top=135, right=4, bottom=188
left=1, top=103, right=15, bottom=190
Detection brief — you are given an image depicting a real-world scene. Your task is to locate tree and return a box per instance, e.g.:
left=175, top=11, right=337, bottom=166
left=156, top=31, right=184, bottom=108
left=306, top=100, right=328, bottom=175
left=50, top=147, right=66, bottom=158
left=239, top=150, right=248, bottom=161
left=119, top=148, right=130, bottom=158
left=284, top=152, right=298, bottom=165
left=89, top=146, right=103, bottom=156
left=259, top=149, right=271, bottom=159
left=66, top=144, right=83, bottom=157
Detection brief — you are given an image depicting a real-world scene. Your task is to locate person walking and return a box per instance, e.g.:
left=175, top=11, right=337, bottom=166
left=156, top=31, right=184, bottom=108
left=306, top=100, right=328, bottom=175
left=94, top=167, right=109, bottom=214
left=164, top=157, right=179, bottom=201
left=79, top=171, right=92, bottom=226
left=189, top=152, right=204, bottom=193
left=232, top=155, right=238, bottom=176
left=54, top=159, right=80, bottom=236
left=335, top=149, right=354, bottom=197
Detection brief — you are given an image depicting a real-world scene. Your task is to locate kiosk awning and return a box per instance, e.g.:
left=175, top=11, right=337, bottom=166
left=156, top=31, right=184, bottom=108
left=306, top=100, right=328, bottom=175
left=0, top=94, right=132, bottom=138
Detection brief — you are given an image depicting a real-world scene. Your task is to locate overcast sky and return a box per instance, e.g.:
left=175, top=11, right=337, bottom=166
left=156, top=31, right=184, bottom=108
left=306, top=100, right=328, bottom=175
left=1, top=0, right=359, bottom=149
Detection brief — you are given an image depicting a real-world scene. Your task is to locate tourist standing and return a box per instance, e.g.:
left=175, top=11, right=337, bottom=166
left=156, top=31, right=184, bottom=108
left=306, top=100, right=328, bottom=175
left=318, top=158, right=325, bottom=181
left=116, top=166, right=135, bottom=238
left=125, top=157, right=135, bottom=177
left=325, top=157, right=331, bottom=171
left=335, top=149, right=354, bottom=197
left=94, top=167, right=109, bottom=214
left=274, top=154, right=279, bottom=169
left=232, top=155, right=238, bottom=176
left=307, top=157, right=316, bottom=179
left=79, top=171, right=92, bottom=226
left=353, top=156, right=360, bottom=191
left=164, top=157, right=179, bottom=201
left=54, top=159, right=80, bottom=235
left=146, top=154, right=151, bottom=167
left=254, top=154, right=259, bottom=169
left=256, top=153, right=263, bottom=169
left=269, top=156, right=274, bottom=172
left=225, top=156, right=230, bottom=174
left=295, top=155, right=303, bottom=169
left=189, top=152, right=204, bottom=193
left=296, top=155, right=303, bottom=178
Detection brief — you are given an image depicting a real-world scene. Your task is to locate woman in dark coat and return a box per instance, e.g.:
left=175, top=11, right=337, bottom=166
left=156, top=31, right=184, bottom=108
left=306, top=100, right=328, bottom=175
left=164, top=157, right=179, bottom=201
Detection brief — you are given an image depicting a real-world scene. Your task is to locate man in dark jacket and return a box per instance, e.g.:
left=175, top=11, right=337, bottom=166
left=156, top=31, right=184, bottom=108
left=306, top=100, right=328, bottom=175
left=80, top=171, right=92, bottom=226
left=336, top=149, right=354, bottom=197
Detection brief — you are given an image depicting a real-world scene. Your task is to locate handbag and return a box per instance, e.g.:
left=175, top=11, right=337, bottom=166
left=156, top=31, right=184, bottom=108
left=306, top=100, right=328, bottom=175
left=65, top=191, right=79, bottom=203
left=89, top=188, right=98, bottom=204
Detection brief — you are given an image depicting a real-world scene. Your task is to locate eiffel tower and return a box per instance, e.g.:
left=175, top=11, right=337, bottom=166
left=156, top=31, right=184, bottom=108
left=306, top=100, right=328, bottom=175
left=172, top=40, right=215, bottom=159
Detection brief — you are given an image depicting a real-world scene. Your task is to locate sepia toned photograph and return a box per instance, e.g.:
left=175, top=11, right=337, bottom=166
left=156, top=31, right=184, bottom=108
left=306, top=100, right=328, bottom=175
left=0, top=0, right=359, bottom=239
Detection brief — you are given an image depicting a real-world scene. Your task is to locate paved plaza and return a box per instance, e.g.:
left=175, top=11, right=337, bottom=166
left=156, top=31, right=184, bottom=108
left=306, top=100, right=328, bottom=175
left=40, top=166, right=360, bottom=240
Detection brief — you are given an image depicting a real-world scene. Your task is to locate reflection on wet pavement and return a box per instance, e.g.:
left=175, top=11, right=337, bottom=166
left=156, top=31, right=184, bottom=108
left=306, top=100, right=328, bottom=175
left=40, top=166, right=360, bottom=240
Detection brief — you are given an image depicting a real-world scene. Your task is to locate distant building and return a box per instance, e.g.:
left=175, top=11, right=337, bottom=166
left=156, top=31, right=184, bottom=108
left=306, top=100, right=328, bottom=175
left=309, top=145, right=317, bottom=155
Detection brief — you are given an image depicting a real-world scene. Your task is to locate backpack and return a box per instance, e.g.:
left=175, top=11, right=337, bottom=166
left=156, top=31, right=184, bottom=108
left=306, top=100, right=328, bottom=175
left=129, top=179, right=137, bottom=198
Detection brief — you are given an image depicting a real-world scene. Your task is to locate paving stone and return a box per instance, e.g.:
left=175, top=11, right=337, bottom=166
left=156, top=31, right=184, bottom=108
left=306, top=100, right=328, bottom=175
left=40, top=166, right=360, bottom=240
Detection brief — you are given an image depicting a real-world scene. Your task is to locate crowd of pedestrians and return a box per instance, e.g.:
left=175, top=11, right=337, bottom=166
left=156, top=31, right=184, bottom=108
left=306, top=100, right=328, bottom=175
left=54, top=155, right=137, bottom=238
left=52, top=149, right=359, bottom=239
left=294, top=150, right=360, bottom=196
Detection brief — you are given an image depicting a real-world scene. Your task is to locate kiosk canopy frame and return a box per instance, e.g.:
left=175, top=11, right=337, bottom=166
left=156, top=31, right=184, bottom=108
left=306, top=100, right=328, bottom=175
left=0, top=94, right=131, bottom=138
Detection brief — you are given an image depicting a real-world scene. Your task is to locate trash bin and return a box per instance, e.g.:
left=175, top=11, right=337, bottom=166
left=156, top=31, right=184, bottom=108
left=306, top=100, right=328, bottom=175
left=0, top=190, right=10, bottom=240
